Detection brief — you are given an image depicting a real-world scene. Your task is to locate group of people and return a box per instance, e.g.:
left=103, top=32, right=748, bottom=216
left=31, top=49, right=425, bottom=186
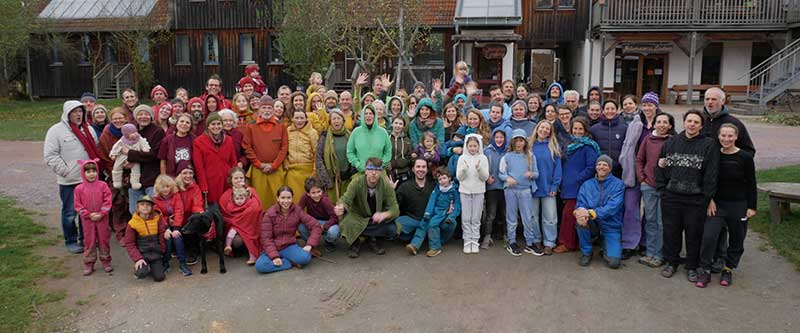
left=44, top=61, right=757, bottom=289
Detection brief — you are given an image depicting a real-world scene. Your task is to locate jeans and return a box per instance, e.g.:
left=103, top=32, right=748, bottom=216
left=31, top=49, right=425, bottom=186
left=128, top=186, right=155, bottom=214
left=59, top=184, right=82, bottom=245
left=255, top=244, right=312, bottom=273
left=164, top=231, right=187, bottom=265
left=505, top=188, right=535, bottom=245
left=699, top=200, right=748, bottom=270
left=410, top=215, right=457, bottom=250
left=396, top=216, right=423, bottom=242
left=298, top=219, right=341, bottom=243
left=482, top=189, right=505, bottom=240
left=577, top=220, right=622, bottom=259
left=621, top=186, right=642, bottom=249
left=532, top=196, right=558, bottom=247
left=640, top=183, right=663, bottom=259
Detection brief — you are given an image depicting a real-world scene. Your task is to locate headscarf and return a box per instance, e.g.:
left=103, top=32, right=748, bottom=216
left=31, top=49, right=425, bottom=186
left=205, top=112, right=224, bottom=145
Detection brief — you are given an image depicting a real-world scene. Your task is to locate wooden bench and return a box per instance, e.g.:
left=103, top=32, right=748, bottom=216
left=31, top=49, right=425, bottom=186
left=670, top=84, right=714, bottom=104
left=757, top=182, right=800, bottom=224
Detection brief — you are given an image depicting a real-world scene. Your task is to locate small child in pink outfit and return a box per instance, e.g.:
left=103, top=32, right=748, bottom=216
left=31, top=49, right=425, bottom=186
left=73, top=159, right=113, bottom=275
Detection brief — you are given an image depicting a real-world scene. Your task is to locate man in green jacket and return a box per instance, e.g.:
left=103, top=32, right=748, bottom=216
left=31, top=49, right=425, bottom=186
left=335, top=157, right=400, bottom=258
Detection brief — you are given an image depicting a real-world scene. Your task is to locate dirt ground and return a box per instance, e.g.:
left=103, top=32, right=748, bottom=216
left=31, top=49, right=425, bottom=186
left=3, top=113, right=800, bottom=332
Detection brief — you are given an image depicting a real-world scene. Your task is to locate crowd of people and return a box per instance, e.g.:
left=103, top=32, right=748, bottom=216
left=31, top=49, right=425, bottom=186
left=43, top=62, right=757, bottom=288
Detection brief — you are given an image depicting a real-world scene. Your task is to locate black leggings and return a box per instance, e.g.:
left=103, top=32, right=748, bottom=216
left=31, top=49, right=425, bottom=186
left=700, top=200, right=748, bottom=270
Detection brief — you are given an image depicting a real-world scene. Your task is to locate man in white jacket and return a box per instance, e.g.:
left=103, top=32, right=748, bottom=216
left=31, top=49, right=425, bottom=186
left=44, top=100, right=97, bottom=254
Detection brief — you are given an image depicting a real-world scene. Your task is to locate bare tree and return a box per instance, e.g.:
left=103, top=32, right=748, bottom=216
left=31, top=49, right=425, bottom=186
left=373, top=0, right=430, bottom=89
left=108, top=1, right=171, bottom=94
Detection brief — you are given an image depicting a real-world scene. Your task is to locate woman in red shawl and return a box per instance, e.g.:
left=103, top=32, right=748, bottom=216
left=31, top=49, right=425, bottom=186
left=219, top=167, right=262, bottom=265
left=192, top=112, right=238, bottom=204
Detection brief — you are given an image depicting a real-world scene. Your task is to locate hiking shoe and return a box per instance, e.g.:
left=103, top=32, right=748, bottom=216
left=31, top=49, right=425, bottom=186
left=179, top=263, right=193, bottom=276
left=579, top=254, right=593, bottom=267
left=406, top=244, right=418, bottom=256
left=348, top=240, right=362, bottom=258
left=638, top=256, right=664, bottom=268
left=83, top=263, right=94, bottom=276
left=480, top=237, right=493, bottom=249
left=607, top=257, right=621, bottom=269
left=102, top=262, right=113, bottom=273
left=711, top=258, right=724, bottom=274
left=553, top=244, right=571, bottom=254
left=661, top=264, right=677, bottom=278
left=695, top=270, right=711, bottom=288
left=544, top=246, right=553, bottom=256
left=720, top=269, right=733, bottom=287
left=470, top=242, right=480, bottom=254
left=426, top=249, right=442, bottom=257
left=67, top=243, right=84, bottom=254
left=186, top=255, right=198, bottom=266
left=367, top=237, right=386, bottom=255
left=687, top=269, right=699, bottom=283
left=506, top=243, right=522, bottom=257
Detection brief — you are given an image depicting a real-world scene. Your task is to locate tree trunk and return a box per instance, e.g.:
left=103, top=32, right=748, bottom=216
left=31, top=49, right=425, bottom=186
left=0, top=54, right=9, bottom=100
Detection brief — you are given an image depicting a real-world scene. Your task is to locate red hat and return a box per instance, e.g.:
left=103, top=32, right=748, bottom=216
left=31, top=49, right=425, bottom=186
left=238, top=77, right=255, bottom=89
left=245, top=64, right=260, bottom=76
left=150, top=85, right=168, bottom=100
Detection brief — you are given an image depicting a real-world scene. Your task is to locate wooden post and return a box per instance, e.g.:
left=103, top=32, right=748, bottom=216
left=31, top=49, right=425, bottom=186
left=599, top=34, right=606, bottom=94
left=769, top=196, right=783, bottom=224
left=687, top=31, right=697, bottom=106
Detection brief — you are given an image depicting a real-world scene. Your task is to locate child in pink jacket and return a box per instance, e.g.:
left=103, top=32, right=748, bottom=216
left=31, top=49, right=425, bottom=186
left=73, top=159, right=113, bottom=275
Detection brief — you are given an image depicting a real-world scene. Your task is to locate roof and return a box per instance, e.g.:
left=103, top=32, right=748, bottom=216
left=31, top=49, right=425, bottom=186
left=36, top=0, right=170, bottom=32
left=424, top=0, right=457, bottom=27
left=454, top=0, right=522, bottom=27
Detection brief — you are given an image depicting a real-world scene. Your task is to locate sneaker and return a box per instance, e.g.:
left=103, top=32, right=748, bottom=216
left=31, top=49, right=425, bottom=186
left=83, top=263, right=94, bottom=276
left=348, top=239, right=362, bottom=258
left=186, top=255, right=198, bottom=266
left=426, top=249, right=442, bottom=257
left=544, top=246, right=553, bottom=256
left=102, top=262, right=113, bottom=273
left=686, top=269, right=699, bottom=283
left=720, top=269, right=733, bottom=287
left=530, top=243, right=545, bottom=256
left=405, top=244, right=418, bottom=256
left=179, top=263, right=193, bottom=276
left=223, top=246, right=233, bottom=256
left=480, top=237, right=492, bottom=249
left=463, top=242, right=471, bottom=254
left=579, top=254, right=593, bottom=267
left=711, top=258, right=725, bottom=274
left=471, top=242, right=480, bottom=254
left=695, top=270, right=711, bottom=288
left=661, top=264, right=677, bottom=278
left=506, top=243, right=522, bottom=257
left=553, top=244, right=571, bottom=254
left=366, top=237, right=386, bottom=255
left=66, top=243, right=84, bottom=254
left=607, top=257, right=621, bottom=269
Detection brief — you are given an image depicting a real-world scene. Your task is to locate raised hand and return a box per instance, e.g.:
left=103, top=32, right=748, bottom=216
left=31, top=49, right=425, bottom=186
left=432, top=78, right=442, bottom=92
left=381, top=74, right=394, bottom=89
left=356, top=73, right=369, bottom=87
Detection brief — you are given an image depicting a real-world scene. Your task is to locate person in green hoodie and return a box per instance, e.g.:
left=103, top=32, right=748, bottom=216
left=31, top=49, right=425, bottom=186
left=408, top=98, right=445, bottom=156
left=346, top=104, right=393, bottom=172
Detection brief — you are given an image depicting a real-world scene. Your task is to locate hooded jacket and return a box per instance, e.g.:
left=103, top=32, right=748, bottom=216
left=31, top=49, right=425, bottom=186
left=408, top=98, right=446, bottom=155
left=702, top=106, right=756, bottom=155
left=509, top=117, right=536, bottom=137
left=390, top=129, right=413, bottom=172
left=123, top=212, right=167, bottom=262
left=561, top=138, right=598, bottom=199
left=153, top=192, right=185, bottom=228
left=456, top=134, right=490, bottom=194
left=387, top=96, right=408, bottom=125
left=499, top=145, right=539, bottom=191
left=307, top=92, right=330, bottom=134
left=589, top=115, right=627, bottom=175
left=44, top=101, right=98, bottom=185
left=532, top=139, right=563, bottom=197
left=73, top=159, right=112, bottom=222
left=484, top=127, right=508, bottom=191
left=346, top=105, right=393, bottom=172
left=544, top=82, right=565, bottom=106
left=424, top=182, right=461, bottom=222
left=619, top=114, right=646, bottom=186
left=576, top=174, right=625, bottom=230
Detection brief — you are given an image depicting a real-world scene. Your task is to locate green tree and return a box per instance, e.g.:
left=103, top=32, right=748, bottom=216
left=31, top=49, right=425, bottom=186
left=277, top=0, right=334, bottom=84
left=0, top=0, right=39, bottom=99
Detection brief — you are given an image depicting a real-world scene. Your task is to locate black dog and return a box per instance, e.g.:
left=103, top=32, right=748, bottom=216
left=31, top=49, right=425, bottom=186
left=181, top=203, right=226, bottom=274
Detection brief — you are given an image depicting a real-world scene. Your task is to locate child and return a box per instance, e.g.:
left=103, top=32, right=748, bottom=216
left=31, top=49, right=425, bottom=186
left=123, top=195, right=167, bottom=282
left=416, top=131, right=441, bottom=169
left=306, top=72, right=323, bottom=96
left=456, top=134, right=489, bottom=254
left=177, top=166, right=204, bottom=266
left=219, top=167, right=262, bottom=265
left=407, top=167, right=461, bottom=257
left=244, top=64, right=267, bottom=95
left=499, top=129, right=539, bottom=256
left=74, top=159, right=113, bottom=275
left=530, top=121, right=563, bottom=255
left=110, top=123, right=150, bottom=189
left=482, top=128, right=507, bottom=248
left=445, top=131, right=465, bottom=178
left=388, top=117, right=413, bottom=185
left=153, top=175, right=191, bottom=276
left=298, top=176, right=341, bottom=253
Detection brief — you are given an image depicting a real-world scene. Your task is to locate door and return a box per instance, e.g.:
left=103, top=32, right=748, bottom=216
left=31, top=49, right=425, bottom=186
left=642, top=55, right=666, bottom=99
left=530, top=49, right=555, bottom=93
left=614, top=57, right=639, bottom=98
left=473, top=46, right=503, bottom=98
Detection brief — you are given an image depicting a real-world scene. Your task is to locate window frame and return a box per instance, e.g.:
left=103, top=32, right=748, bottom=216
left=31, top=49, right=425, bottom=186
left=239, top=33, right=255, bottom=65
left=175, top=34, right=191, bottom=65
left=536, top=0, right=554, bottom=10
left=557, top=0, right=576, bottom=10
left=204, top=32, right=219, bottom=66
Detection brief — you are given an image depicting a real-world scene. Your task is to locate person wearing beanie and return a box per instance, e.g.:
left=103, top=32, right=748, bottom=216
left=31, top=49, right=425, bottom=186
left=127, top=102, right=165, bottom=214
left=110, top=123, right=151, bottom=190
left=90, top=104, right=109, bottom=137
left=150, top=85, right=168, bottom=104
left=574, top=154, right=625, bottom=269
left=244, top=64, right=267, bottom=94
left=413, top=81, right=428, bottom=99
left=238, top=77, right=256, bottom=97
left=324, top=90, right=339, bottom=110
left=123, top=194, right=168, bottom=282
left=243, top=94, right=289, bottom=209
left=193, top=111, right=238, bottom=204
left=81, top=92, right=98, bottom=115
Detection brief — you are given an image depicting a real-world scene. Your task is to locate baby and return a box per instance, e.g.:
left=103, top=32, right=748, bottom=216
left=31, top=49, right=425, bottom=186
left=110, top=123, right=151, bottom=190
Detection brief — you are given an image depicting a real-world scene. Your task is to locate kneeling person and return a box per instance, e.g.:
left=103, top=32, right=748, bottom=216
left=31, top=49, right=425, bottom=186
left=123, top=196, right=168, bottom=282
left=574, top=155, right=625, bottom=269
left=407, top=167, right=461, bottom=257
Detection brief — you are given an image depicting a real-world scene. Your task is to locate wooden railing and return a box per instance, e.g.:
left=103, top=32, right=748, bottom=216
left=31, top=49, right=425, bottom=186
left=593, top=0, right=787, bottom=29
left=114, top=64, right=133, bottom=99
left=92, top=63, right=113, bottom=97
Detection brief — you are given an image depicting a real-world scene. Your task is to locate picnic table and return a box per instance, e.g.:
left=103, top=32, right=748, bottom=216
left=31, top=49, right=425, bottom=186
left=757, top=182, right=800, bottom=224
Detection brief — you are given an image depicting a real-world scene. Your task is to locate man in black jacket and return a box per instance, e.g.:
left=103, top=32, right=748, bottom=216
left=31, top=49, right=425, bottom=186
left=702, top=87, right=756, bottom=155
left=394, top=159, right=435, bottom=255
left=656, top=110, right=720, bottom=283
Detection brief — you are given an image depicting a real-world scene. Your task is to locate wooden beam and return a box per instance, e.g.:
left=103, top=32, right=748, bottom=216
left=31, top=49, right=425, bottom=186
left=687, top=31, right=696, bottom=106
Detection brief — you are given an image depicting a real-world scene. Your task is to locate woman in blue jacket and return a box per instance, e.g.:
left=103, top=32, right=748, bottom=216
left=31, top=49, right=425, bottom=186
left=589, top=100, right=627, bottom=178
left=530, top=121, right=563, bottom=256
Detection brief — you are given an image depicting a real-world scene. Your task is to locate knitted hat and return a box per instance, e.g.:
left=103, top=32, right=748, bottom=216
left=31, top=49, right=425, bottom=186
left=93, top=104, right=108, bottom=116
left=206, top=112, right=222, bottom=127
left=133, top=104, right=154, bottom=120
left=324, top=90, right=339, bottom=103
left=414, top=81, right=426, bottom=89
left=155, top=102, right=172, bottom=117
left=245, top=64, right=260, bottom=76
left=150, top=85, right=168, bottom=100
left=238, top=76, right=255, bottom=89
left=259, top=95, right=274, bottom=106
left=121, top=123, right=139, bottom=145
left=641, top=92, right=660, bottom=108
left=511, top=128, right=527, bottom=141
left=596, top=154, right=613, bottom=167
left=80, top=92, right=96, bottom=103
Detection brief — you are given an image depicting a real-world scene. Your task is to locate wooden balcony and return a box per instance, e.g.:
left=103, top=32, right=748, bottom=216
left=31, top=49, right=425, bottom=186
left=592, top=0, right=789, bottom=32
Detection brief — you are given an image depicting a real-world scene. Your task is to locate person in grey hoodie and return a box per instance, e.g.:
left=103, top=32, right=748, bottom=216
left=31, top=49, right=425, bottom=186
left=45, top=100, right=103, bottom=254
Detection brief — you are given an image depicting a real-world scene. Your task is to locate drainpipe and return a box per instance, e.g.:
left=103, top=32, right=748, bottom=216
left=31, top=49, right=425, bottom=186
left=452, top=20, right=460, bottom=85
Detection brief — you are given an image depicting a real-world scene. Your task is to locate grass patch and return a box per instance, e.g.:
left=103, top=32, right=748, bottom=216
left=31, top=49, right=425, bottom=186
left=0, top=98, right=124, bottom=141
left=0, top=196, right=71, bottom=331
left=759, top=114, right=800, bottom=127
left=751, top=165, right=800, bottom=270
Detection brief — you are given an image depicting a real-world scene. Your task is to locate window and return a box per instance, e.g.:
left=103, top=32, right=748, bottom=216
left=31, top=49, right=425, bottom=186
left=50, top=44, right=62, bottom=66
left=558, top=0, right=575, bottom=8
left=536, top=0, right=553, bottom=9
left=412, top=33, right=444, bottom=65
left=176, top=35, right=190, bottom=65
left=204, top=33, right=219, bottom=65
left=240, top=33, right=255, bottom=64
left=79, top=34, right=91, bottom=66
left=139, top=37, right=150, bottom=62
left=701, top=43, right=722, bottom=85
left=268, top=32, right=282, bottom=63
left=750, top=42, right=772, bottom=68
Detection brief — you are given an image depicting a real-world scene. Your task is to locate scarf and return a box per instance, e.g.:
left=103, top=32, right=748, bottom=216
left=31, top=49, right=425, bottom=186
left=207, top=131, right=224, bottom=146
left=566, top=136, right=601, bottom=155
left=108, top=123, right=123, bottom=138
left=69, top=121, right=106, bottom=171
left=324, top=125, right=350, bottom=182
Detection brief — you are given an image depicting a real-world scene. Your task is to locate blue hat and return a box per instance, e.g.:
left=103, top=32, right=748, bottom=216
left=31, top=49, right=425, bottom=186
left=511, top=129, right=527, bottom=140
left=80, top=92, right=97, bottom=103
